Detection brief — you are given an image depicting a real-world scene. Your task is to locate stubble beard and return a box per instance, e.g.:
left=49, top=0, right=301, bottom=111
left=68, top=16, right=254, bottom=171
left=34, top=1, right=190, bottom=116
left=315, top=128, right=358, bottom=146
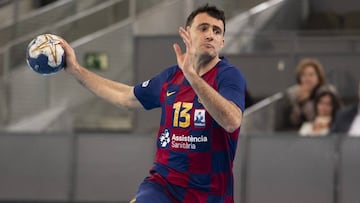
left=196, top=51, right=216, bottom=68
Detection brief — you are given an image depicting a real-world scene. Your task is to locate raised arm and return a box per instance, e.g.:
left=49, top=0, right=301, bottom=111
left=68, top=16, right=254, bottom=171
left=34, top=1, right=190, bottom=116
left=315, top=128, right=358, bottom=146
left=60, top=39, right=142, bottom=109
left=180, top=64, right=243, bottom=133
left=173, top=26, right=243, bottom=133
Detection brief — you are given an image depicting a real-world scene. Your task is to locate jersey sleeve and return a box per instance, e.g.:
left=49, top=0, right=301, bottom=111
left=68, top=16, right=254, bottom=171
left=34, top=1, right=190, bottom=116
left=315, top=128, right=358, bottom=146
left=133, top=67, right=175, bottom=110
left=217, top=67, right=246, bottom=112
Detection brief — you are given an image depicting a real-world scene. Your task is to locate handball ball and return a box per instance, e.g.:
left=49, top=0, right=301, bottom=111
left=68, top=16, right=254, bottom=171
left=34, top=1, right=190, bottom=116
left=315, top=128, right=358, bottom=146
left=26, top=34, right=65, bottom=75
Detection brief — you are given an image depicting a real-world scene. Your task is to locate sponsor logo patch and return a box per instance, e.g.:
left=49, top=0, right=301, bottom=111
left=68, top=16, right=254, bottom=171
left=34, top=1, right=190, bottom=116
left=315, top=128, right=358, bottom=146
left=194, top=109, right=206, bottom=127
left=159, top=129, right=170, bottom=148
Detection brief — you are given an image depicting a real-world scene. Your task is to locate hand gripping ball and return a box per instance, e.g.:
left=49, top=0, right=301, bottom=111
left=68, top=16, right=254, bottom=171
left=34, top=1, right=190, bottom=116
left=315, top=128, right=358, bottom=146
left=26, top=34, right=66, bottom=75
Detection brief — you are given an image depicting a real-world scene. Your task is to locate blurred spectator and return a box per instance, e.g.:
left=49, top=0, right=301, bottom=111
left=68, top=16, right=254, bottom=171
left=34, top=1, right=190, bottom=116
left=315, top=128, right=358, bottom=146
left=283, top=58, right=335, bottom=131
left=299, top=89, right=342, bottom=136
left=330, top=81, right=360, bottom=136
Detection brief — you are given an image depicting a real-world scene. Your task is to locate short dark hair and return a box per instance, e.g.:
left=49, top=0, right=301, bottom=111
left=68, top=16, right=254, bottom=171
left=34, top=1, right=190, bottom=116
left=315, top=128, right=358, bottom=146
left=185, top=4, right=226, bottom=34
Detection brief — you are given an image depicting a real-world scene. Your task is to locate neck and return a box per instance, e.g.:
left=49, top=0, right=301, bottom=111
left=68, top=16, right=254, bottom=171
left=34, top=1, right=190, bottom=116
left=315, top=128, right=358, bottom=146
left=194, top=55, right=221, bottom=76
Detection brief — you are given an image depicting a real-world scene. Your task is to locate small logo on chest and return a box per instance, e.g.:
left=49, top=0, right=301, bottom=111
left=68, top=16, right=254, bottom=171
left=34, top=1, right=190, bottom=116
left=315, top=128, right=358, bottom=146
left=194, top=109, right=206, bottom=127
left=166, top=91, right=176, bottom=97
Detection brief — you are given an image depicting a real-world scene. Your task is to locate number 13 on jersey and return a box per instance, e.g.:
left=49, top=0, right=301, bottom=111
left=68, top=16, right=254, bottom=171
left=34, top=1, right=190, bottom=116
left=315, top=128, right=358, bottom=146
left=172, top=102, right=193, bottom=128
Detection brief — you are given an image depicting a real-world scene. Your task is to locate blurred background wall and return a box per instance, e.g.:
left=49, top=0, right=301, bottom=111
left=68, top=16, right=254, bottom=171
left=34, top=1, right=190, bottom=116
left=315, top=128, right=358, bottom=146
left=0, top=0, right=360, bottom=202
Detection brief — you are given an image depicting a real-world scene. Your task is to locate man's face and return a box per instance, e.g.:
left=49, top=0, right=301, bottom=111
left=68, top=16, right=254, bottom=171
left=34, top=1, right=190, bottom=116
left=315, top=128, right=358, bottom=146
left=189, top=13, right=225, bottom=59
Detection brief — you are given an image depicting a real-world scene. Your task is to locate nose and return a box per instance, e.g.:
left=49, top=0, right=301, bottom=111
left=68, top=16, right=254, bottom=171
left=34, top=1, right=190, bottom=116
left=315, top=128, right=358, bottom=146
left=205, top=30, right=214, bottom=41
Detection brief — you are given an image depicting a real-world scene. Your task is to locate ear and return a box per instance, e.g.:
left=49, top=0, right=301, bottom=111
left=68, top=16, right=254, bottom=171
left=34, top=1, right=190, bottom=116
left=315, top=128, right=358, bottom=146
left=221, top=39, right=225, bottom=48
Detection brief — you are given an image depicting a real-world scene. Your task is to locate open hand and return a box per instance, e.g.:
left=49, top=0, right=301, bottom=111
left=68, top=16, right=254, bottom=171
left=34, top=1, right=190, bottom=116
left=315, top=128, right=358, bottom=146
left=173, top=26, right=197, bottom=77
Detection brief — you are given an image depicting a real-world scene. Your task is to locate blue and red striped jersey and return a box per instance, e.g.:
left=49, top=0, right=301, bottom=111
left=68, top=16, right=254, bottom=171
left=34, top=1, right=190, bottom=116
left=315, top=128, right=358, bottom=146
left=134, top=58, right=246, bottom=203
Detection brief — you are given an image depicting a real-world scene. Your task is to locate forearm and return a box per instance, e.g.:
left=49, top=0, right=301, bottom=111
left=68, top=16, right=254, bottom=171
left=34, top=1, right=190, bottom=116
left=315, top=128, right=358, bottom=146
left=186, top=72, right=242, bottom=132
left=59, top=38, right=140, bottom=108
left=68, top=64, right=139, bottom=108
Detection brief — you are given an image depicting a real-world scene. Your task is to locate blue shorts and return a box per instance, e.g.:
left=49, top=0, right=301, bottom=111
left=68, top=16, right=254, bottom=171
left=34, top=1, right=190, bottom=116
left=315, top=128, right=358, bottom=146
left=131, top=178, right=175, bottom=203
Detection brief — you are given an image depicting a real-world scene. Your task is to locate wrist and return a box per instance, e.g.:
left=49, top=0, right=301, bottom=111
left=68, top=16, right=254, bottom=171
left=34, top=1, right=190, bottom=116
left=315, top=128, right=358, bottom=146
left=183, top=69, right=199, bottom=83
left=65, top=61, right=79, bottom=71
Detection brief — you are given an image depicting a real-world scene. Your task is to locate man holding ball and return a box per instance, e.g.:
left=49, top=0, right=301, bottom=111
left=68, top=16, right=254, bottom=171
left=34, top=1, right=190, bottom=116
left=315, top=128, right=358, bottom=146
left=61, top=4, right=246, bottom=203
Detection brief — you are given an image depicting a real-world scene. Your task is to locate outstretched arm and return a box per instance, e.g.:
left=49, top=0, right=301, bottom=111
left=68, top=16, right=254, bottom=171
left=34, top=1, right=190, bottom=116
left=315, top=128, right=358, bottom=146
left=60, top=39, right=141, bottom=109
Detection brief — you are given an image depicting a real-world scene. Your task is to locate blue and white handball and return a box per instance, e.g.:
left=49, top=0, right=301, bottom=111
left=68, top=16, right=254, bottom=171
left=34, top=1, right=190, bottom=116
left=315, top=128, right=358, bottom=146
left=26, top=34, right=65, bottom=75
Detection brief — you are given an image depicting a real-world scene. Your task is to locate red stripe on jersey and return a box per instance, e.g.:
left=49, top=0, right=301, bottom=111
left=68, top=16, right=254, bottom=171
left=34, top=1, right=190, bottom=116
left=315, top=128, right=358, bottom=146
left=188, top=152, right=212, bottom=174
left=182, top=189, right=209, bottom=203
left=166, top=168, right=190, bottom=188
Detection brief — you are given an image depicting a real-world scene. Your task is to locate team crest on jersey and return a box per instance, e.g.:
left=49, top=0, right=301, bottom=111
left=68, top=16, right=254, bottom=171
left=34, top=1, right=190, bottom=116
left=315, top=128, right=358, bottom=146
left=159, top=129, right=170, bottom=148
left=142, top=80, right=150, bottom=87
left=194, top=109, right=206, bottom=127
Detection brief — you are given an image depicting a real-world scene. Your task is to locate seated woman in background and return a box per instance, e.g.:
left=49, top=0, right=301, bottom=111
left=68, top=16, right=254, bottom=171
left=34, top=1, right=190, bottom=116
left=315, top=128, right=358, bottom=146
left=299, top=89, right=342, bottom=136
left=284, top=58, right=332, bottom=131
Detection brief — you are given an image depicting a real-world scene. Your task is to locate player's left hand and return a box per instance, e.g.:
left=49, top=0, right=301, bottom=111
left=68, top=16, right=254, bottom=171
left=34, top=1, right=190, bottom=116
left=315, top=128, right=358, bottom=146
left=173, top=26, right=197, bottom=77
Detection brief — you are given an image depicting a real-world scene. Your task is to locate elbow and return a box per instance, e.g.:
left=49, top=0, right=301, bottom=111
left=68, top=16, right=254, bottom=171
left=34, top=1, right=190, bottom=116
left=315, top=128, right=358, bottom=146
left=222, top=102, right=243, bottom=133
left=224, top=117, right=242, bottom=133
left=115, top=99, right=134, bottom=109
